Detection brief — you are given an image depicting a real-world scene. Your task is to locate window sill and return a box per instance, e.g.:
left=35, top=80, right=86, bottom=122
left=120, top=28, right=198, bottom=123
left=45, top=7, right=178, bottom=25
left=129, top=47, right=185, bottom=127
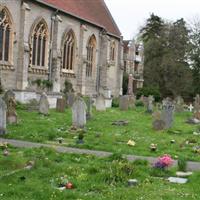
left=0, top=62, right=14, bottom=70
left=28, top=66, right=49, bottom=75
left=61, top=70, right=76, bottom=78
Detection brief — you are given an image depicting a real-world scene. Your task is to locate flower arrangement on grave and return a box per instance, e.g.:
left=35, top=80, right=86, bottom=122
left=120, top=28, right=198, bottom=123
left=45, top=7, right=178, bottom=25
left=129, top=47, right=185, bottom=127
left=154, top=154, right=173, bottom=170
left=51, top=175, right=74, bottom=190
left=150, top=143, right=157, bottom=151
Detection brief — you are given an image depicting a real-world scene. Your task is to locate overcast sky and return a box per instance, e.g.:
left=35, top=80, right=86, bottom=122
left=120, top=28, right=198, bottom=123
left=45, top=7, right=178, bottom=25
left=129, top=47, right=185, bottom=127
left=105, top=0, right=200, bottom=39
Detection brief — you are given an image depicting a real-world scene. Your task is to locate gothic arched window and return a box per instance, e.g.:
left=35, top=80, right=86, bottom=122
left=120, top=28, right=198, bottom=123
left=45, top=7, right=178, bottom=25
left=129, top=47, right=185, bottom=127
left=30, top=19, right=48, bottom=68
left=62, top=30, right=75, bottom=72
left=0, top=7, right=13, bottom=63
left=110, top=41, right=116, bottom=61
left=86, top=35, right=96, bottom=77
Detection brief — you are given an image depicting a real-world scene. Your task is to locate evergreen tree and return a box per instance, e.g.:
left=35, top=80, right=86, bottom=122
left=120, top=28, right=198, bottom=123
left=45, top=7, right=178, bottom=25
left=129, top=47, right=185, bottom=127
left=140, top=15, right=192, bottom=98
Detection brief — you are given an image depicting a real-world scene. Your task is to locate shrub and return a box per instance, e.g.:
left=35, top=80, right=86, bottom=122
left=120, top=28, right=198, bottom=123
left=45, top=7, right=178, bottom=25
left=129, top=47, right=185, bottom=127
left=136, top=86, right=161, bottom=101
left=64, top=80, right=74, bottom=93
left=122, top=72, right=129, bottom=95
left=177, top=157, right=187, bottom=172
left=112, top=97, right=119, bottom=107
left=135, top=100, right=144, bottom=107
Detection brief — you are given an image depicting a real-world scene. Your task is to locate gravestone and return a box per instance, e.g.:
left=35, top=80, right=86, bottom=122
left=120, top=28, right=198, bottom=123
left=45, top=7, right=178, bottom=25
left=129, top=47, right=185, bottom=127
left=127, top=74, right=133, bottom=95
left=39, top=93, right=49, bottom=115
left=161, top=99, right=175, bottom=129
left=72, top=97, right=87, bottom=128
left=194, top=94, right=200, bottom=112
left=188, top=104, right=194, bottom=112
left=140, top=95, right=148, bottom=106
left=96, top=95, right=106, bottom=111
left=85, top=96, right=93, bottom=120
left=3, top=90, right=17, bottom=124
left=119, top=95, right=129, bottom=111
left=128, top=95, right=136, bottom=109
left=152, top=111, right=165, bottom=131
left=175, top=96, right=184, bottom=112
left=56, top=98, right=66, bottom=112
left=146, top=95, right=154, bottom=113
left=3, top=90, right=15, bottom=107
left=27, top=99, right=39, bottom=112
left=0, top=97, right=7, bottom=134
left=7, top=97, right=17, bottom=124
left=66, top=92, right=76, bottom=107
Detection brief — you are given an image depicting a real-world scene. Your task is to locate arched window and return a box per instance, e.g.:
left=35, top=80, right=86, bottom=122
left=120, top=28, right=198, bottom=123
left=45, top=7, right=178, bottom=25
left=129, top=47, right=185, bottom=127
left=110, top=41, right=115, bottom=61
left=30, top=19, right=48, bottom=68
left=0, top=7, right=13, bottom=62
left=86, top=35, right=96, bottom=77
left=62, top=30, right=75, bottom=72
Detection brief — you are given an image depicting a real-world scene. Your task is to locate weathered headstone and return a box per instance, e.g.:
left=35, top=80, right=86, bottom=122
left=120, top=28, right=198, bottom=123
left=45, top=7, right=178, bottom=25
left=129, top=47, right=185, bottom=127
left=146, top=95, right=154, bottom=113
left=85, top=96, right=93, bottom=120
left=96, top=95, right=106, bottom=111
left=175, top=96, right=184, bottom=112
left=56, top=98, right=66, bottom=112
left=72, top=97, right=87, bottom=128
left=152, top=111, right=165, bottom=131
left=194, top=94, right=200, bottom=112
left=66, top=92, right=76, bottom=107
left=161, top=99, right=175, bottom=129
left=128, top=95, right=136, bottom=109
left=0, top=98, right=7, bottom=134
left=140, top=95, right=148, bottom=106
left=7, top=97, right=17, bottom=124
left=3, top=90, right=15, bottom=106
left=39, top=93, right=49, bottom=115
left=119, top=95, right=129, bottom=111
left=3, top=90, right=17, bottom=124
left=127, top=74, right=133, bottom=95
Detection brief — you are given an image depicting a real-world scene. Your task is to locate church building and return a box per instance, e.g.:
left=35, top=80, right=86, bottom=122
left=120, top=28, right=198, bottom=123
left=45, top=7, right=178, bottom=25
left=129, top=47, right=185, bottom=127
left=0, top=0, right=123, bottom=106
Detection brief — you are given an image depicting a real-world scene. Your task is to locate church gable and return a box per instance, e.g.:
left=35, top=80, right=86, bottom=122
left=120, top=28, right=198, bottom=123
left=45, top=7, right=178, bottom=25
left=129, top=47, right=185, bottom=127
left=37, top=0, right=121, bottom=37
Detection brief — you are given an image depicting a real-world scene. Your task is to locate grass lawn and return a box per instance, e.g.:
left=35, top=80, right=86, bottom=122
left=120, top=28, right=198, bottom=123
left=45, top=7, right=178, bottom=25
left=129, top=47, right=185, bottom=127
left=0, top=146, right=199, bottom=200
left=3, top=106, right=200, bottom=161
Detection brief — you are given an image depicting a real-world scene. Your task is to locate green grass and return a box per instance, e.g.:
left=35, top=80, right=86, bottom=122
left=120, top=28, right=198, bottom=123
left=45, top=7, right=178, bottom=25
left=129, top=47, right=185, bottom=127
left=0, top=147, right=199, bottom=200
left=4, top=106, right=200, bottom=161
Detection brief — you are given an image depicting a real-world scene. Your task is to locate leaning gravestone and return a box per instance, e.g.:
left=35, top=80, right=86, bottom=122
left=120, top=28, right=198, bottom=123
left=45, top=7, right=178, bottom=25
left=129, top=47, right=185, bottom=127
left=146, top=95, right=154, bottom=113
left=39, top=93, right=49, bottom=115
left=0, top=97, right=7, bottom=134
left=85, top=96, right=93, bottom=120
left=72, top=97, right=87, bottom=128
left=175, top=96, right=184, bottom=112
left=119, top=95, right=129, bottom=111
left=161, top=99, right=175, bottom=129
left=7, top=97, right=17, bottom=124
left=96, top=95, right=106, bottom=111
left=56, top=98, right=66, bottom=112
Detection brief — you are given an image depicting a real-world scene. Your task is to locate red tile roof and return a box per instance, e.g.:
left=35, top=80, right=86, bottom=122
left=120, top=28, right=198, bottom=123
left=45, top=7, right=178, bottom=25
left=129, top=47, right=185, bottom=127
left=38, top=0, right=121, bottom=37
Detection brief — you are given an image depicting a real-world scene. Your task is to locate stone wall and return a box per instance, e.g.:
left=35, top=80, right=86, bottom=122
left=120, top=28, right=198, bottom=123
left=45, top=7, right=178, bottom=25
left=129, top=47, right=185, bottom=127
left=0, top=0, right=123, bottom=102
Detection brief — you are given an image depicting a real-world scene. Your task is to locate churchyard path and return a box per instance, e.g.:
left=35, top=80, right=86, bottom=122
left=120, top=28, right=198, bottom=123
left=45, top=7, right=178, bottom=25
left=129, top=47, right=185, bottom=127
left=1, top=138, right=200, bottom=171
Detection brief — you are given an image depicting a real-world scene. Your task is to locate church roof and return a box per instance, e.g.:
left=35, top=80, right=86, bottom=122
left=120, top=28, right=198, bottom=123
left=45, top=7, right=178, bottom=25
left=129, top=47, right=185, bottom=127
left=37, top=0, right=121, bottom=38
